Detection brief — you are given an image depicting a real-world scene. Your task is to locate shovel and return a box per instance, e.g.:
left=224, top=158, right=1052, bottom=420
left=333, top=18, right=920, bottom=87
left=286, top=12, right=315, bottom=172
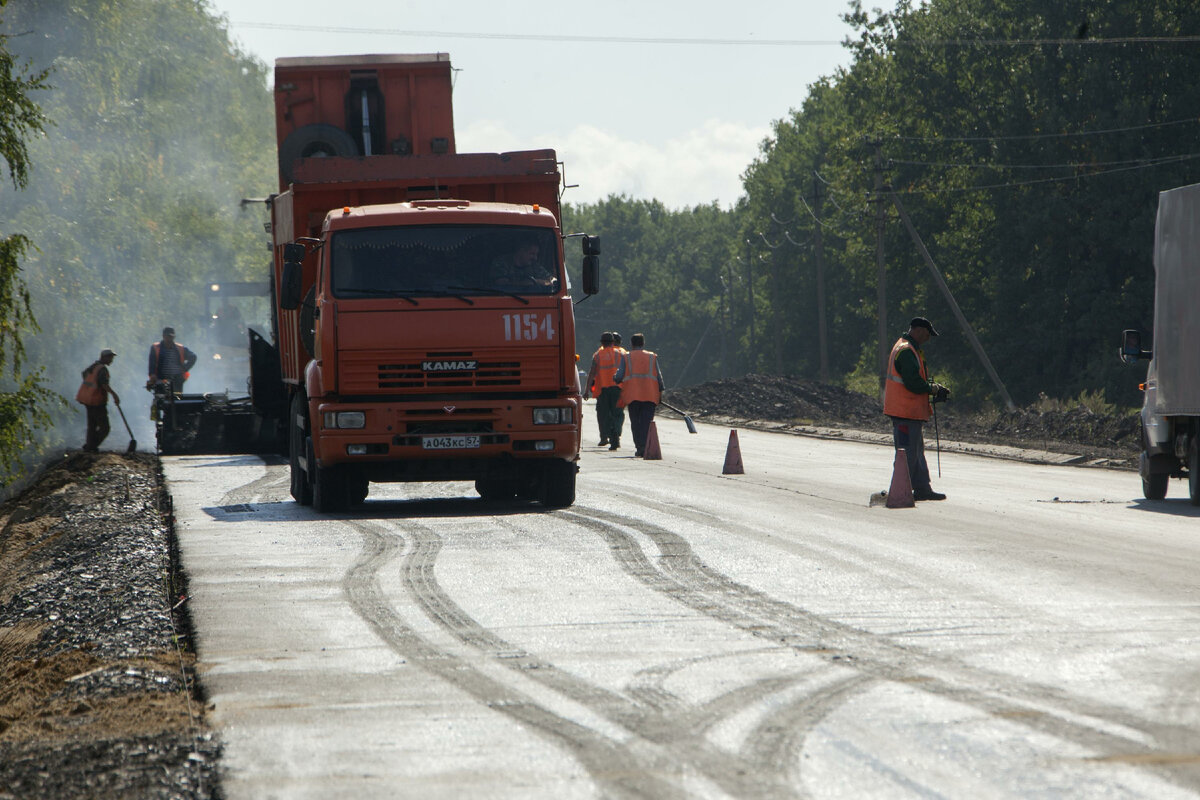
left=114, top=401, right=137, bottom=453
left=659, top=401, right=698, bottom=434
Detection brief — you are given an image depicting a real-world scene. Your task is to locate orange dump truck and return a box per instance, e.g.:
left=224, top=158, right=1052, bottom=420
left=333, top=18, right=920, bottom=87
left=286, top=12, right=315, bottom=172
left=258, top=54, right=598, bottom=511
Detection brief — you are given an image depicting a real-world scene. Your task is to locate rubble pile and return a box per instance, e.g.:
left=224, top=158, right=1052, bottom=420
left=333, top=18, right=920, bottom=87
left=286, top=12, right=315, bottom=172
left=667, top=374, right=1139, bottom=465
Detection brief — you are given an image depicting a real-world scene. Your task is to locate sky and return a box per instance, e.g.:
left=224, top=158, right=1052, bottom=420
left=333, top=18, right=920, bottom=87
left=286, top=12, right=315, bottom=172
left=204, top=0, right=867, bottom=209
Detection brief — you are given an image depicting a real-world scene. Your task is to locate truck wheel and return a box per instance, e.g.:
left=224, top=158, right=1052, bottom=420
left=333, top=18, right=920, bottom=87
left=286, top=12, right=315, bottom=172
left=289, top=395, right=312, bottom=505
left=540, top=460, right=577, bottom=509
left=278, top=123, right=358, bottom=184
left=1189, top=437, right=1200, bottom=507
left=313, top=466, right=350, bottom=513
left=475, top=478, right=516, bottom=501
left=1143, top=470, right=1168, bottom=501
left=349, top=475, right=369, bottom=505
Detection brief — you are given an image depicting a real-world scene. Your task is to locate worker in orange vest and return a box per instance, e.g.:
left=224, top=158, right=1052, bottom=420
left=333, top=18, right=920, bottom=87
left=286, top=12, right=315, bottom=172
left=76, top=348, right=121, bottom=452
left=147, top=326, right=197, bottom=393
left=584, top=331, right=625, bottom=449
left=883, top=317, right=950, bottom=500
left=615, top=333, right=665, bottom=458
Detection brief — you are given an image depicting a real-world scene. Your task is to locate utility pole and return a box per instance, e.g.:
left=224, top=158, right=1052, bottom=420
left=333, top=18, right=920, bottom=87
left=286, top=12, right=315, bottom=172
left=871, top=139, right=888, bottom=396
left=745, top=238, right=756, bottom=372
left=813, top=172, right=829, bottom=384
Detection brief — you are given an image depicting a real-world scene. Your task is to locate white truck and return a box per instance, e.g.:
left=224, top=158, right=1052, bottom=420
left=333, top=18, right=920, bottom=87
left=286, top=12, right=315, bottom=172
left=1121, top=182, right=1200, bottom=505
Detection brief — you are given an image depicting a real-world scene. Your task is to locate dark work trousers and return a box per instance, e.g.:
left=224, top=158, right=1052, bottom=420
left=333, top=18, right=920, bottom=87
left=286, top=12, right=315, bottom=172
left=596, top=386, right=624, bottom=446
left=626, top=400, right=657, bottom=455
left=891, top=416, right=931, bottom=492
left=85, top=404, right=110, bottom=451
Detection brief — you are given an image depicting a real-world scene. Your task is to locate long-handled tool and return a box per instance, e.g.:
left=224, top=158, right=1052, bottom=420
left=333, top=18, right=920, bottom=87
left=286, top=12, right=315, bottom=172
left=659, top=401, right=698, bottom=434
left=932, top=398, right=941, bottom=478
left=114, top=401, right=137, bottom=453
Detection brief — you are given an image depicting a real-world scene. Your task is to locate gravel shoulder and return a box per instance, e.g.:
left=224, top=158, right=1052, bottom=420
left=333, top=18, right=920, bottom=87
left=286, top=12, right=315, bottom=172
left=0, top=452, right=220, bottom=800
left=0, top=376, right=1141, bottom=797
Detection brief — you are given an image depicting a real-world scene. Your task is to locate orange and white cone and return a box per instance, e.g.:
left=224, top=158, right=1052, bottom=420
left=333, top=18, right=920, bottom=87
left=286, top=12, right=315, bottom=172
left=885, top=449, right=915, bottom=508
left=643, top=421, right=662, bottom=460
left=722, top=430, right=744, bottom=475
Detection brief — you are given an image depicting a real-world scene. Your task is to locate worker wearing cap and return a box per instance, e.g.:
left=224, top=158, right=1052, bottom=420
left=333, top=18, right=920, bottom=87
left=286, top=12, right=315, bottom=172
left=147, top=327, right=197, bottom=393
left=77, top=348, right=120, bottom=452
left=883, top=317, right=950, bottom=501
left=614, top=333, right=665, bottom=457
left=585, top=332, right=625, bottom=449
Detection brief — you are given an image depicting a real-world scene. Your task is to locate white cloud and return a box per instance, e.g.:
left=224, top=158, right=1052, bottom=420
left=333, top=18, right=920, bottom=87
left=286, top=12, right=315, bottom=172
left=457, top=120, right=767, bottom=209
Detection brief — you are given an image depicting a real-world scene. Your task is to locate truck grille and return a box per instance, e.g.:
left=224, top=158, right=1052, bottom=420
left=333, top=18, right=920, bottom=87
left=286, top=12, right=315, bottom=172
left=341, top=350, right=558, bottom=392
left=378, top=359, right=519, bottom=388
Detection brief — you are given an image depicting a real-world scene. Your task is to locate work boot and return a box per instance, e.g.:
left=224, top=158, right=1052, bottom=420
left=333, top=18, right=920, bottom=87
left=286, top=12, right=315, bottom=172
left=609, top=440, right=620, bottom=451
left=598, top=439, right=609, bottom=446
left=913, top=489, right=947, bottom=501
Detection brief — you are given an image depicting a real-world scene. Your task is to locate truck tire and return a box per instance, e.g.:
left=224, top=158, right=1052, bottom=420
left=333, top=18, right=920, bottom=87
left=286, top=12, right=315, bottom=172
left=349, top=474, right=369, bottom=506
left=1143, top=470, right=1168, bottom=501
left=475, top=478, right=516, bottom=501
left=1189, top=436, right=1200, bottom=507
left=289, top=394, right=313, bottom=505
left=540, top=460, right=577, bottom=508
left=313, top=465, right=350, bottom=513
left=278, top=123, right=358, bottom=185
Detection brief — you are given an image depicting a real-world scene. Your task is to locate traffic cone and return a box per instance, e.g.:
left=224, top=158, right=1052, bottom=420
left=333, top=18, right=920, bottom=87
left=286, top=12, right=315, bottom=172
left=722, top=429, right=744, bottom=474
left=885, top=449, right=915, bottom=508
left=643, top=421, right=662, bottom=460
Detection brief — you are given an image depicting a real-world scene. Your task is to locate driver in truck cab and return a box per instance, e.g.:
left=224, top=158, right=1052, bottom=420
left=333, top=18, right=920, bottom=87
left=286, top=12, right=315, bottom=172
left=489, top=239, right=556, bottom=289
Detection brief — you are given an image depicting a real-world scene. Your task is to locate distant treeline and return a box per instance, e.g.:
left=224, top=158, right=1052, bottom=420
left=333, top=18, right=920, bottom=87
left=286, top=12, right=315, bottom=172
left=567, top=0, right=1200, bottom=410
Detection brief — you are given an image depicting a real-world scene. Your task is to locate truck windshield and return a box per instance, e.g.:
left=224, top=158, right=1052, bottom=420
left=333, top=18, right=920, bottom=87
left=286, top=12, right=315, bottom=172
left=331, top=225, right=560, bottom=298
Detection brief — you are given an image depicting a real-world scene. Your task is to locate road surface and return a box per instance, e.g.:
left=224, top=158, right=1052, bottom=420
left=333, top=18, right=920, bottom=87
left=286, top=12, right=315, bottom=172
left=166, top=420, right=1200, bottom=799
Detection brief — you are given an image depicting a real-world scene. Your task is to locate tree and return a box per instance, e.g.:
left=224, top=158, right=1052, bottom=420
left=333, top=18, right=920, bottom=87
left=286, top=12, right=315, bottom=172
left=0, top=7, right=60, bottom=482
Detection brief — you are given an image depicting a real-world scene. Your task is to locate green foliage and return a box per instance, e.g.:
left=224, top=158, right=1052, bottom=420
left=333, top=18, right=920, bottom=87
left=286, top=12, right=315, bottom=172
left=564, top=196, right=739, bottom=387
left=0, top=6, right=61, bottom=482
left=733, top=0, right=1200, bottom=410
left=0, top=0, right=275, bottom=470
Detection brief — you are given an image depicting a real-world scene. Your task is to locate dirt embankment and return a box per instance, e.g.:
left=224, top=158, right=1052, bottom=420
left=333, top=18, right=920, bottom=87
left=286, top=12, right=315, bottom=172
left=0, top=452, right=219, bottom=800
left=665, top=374, right=1139, bottom=467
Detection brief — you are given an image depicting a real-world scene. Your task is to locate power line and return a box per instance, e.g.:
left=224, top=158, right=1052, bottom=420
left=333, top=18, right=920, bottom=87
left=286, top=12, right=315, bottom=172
left=891, top=117, right=1199, bottom=143
left=225, top=21, right=1200, bottom=49
left=228, top=21, right=844, bottom=46
left=892, top=152, right=1200, bottom=195
left=893, top=152, right=1200, bottom=171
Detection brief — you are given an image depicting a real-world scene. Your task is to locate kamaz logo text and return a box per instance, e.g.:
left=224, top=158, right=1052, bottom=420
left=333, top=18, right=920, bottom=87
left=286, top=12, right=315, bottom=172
left=422, top=360, right=477, bottom=372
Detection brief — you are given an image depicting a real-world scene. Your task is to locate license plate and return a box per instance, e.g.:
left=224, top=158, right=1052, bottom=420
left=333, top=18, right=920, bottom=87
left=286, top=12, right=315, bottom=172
left=421, top=435, right=481, bottom=450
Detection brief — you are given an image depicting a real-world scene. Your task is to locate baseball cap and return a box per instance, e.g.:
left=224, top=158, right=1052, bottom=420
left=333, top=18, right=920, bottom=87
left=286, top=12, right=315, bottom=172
left=910, top=317, right=939, bottom=336
left=162, top=327, right=176, bottom=337
left=99, top=348, right=116, bottom=359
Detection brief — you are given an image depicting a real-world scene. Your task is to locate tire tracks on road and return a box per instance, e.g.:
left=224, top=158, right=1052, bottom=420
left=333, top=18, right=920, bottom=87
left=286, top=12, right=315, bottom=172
left=341, top=519, right=684, bottom=800
left=379, top=518, right=805, bottom=800
left=565, top=505, right=1200, bottom=784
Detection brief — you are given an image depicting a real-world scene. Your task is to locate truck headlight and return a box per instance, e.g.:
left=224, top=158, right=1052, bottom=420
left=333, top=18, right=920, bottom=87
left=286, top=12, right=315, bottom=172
left=324, top=411, right=366, bottom=429
left=533, top=407, right=572, bottom=425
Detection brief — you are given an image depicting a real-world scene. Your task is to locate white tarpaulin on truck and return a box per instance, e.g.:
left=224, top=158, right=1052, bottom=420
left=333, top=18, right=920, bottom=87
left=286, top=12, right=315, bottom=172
left=1152, top=182, right=1200, bottom=415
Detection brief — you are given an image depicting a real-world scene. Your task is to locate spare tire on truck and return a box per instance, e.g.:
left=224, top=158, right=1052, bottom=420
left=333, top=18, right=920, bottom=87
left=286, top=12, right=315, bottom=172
left=279, top=124, right=358, bottom=184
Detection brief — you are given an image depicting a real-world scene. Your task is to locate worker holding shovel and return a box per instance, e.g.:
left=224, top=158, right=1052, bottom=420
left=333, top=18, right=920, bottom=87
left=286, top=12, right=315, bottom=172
left=77, top=348, right=122, bottom=452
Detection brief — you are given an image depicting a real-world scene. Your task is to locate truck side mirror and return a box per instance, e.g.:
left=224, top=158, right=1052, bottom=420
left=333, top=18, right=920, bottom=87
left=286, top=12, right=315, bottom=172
left=1120, top=329, right=1150, bottom=364
left=280, top=261, right=303, bottom=310
left=582, top=235, right=601, bottom=256
left=283, top=242, right=306, bottom=263
left=582, top=255, right=599, bottom=295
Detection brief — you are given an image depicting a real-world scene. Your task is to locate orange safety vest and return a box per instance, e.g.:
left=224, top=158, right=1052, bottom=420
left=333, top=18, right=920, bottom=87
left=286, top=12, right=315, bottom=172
left=882, top=337, right=931, bottom=421
left=150, top=341, right=188, bottom=379
left=76, top=363, right=106, bottom=406
left=591, top=345, right=622, bottom=397
left=617, top=349, right=661, bottom=407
